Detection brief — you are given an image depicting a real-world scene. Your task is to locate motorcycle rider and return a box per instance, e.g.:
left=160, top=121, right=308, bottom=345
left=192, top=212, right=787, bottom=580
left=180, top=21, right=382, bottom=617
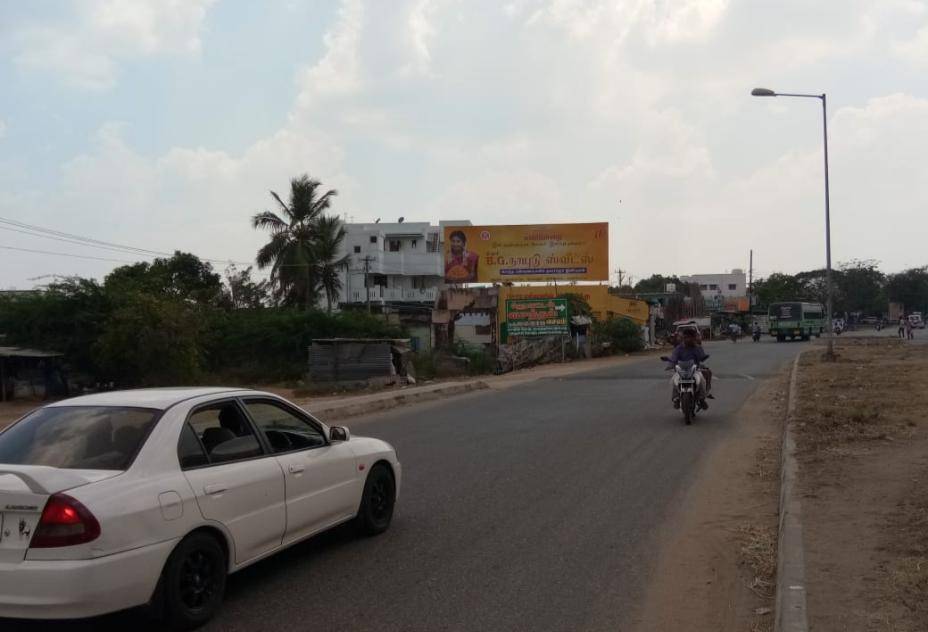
left=667, top=328, right=711, bottom=410
left=752, top=321, right=761, bottom=340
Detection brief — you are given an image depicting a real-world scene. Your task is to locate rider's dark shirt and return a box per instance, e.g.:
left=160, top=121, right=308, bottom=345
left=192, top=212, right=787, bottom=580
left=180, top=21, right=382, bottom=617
left=668, top=344, right=708, bottom=364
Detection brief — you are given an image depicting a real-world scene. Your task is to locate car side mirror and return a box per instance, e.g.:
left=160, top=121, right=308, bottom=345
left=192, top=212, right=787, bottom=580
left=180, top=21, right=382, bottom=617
left=329, top=426, right=350, bottom=442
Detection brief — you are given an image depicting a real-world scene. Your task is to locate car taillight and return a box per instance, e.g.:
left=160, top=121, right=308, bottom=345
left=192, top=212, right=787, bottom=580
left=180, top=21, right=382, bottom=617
left=30, top=493, right=101, bottom=548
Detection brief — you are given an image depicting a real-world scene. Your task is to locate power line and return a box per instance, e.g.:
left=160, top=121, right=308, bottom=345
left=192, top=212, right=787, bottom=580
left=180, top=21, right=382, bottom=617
left=0, top=215, right=252, bottom=266
left=0, top=225, right=161, bottom=258
left=0, top=244, right=143, bottom=264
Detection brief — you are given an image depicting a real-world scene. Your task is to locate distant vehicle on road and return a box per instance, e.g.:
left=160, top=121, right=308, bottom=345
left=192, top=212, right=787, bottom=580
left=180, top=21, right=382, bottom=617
left=768, top=302, right=825, bottom=342
left=0, top=388, right=400, bottom=629
left=669, top=318, right=711, bottom=345
left=909, top=313, right=925, bottom=329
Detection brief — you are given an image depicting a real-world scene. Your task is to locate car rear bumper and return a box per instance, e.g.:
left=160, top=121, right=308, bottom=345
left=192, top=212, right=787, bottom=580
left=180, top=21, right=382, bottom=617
left=0, top=538, right=178, bottom=620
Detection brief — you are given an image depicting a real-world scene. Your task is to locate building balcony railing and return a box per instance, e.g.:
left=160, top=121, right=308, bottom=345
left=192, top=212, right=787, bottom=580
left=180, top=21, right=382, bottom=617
left=347, top=287, right=438, bottom=304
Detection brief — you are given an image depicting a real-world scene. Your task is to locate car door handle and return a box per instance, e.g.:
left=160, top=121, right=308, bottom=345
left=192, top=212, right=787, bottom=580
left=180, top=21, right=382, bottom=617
left=204, top=484, right=227, bottom=496
left=289, top=464, right=305, bottom=474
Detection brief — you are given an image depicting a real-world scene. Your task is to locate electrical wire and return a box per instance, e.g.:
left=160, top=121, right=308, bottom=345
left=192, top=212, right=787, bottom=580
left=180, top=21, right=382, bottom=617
left=0, top=216, right=252, bottom=266
left=0, top=244, right=143, bottom=264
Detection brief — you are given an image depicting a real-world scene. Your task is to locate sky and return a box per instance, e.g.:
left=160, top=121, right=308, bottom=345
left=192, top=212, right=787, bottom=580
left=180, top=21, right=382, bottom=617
left=1, top=0, right=928, bottom=289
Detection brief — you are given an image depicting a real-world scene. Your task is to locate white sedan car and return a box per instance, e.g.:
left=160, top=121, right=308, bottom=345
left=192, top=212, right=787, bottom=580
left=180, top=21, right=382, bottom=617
left=0, top=387, right=400, bottom=629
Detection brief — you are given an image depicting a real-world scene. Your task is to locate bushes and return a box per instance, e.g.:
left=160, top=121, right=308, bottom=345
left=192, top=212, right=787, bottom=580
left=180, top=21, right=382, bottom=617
left=593, top=317, right=645, bottom=354
left=452, top=341, right=495, bottom=375
left=204, top=309, right=405, bottom=382
left=0, top=278, right=406, bottom=386
left=95, top=294, right=205, bottom=386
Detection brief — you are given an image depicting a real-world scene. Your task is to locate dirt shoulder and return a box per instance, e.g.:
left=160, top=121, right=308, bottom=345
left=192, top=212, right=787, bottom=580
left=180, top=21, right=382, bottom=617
left=635, top=366, right=788, bottom=632
left=794, top=338, right=928, bottom=631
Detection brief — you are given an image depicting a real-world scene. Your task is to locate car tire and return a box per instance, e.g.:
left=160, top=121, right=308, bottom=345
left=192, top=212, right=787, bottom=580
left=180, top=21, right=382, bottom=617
left=356, top=464, right=396, bottom=536
left=158, top=532, right=228, bottom=631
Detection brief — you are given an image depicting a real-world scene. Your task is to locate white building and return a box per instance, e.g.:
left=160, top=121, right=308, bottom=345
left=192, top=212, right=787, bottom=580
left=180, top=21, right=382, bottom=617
left=680, top=269, right=748, bottom=303
left=331, top=220, right=471, bottom=307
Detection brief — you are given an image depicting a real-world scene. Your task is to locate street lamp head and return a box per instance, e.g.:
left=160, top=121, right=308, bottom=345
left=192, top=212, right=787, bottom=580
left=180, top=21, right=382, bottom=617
left=751, top=87, right=777, bottom=97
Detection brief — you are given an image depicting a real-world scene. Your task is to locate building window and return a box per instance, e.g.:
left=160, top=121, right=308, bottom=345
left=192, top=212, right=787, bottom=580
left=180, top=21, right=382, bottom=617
left=412, top=276, right=426, bottom=289
left=369, top=236, right=377, bottom=244
left=353, top=245, right=361, bottom=253
left=700, top=284, right=709, bottom=291
left=411, top=239, right=417, bottom=249
left=370, top=274, right=387, bottom=287
left=388, top=239, right=401, bottom=252
left=728, top=284, right=737, bottom=291
left=426, top=234, right=439, bottom=252
left=709, top=284, right=718, bottom=290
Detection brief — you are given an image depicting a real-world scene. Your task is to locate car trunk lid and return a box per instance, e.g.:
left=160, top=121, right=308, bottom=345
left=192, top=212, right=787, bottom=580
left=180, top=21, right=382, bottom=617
left=0, top=466, right=118, bottom=562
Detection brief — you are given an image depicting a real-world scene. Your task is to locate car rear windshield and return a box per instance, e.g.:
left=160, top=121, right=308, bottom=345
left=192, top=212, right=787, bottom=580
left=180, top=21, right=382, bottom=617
left=0, top=406, right=160, bottom=470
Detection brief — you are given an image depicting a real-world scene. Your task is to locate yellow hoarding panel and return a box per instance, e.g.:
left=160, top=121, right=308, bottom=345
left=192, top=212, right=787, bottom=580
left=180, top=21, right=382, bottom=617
left=499, top=286, right=648, bottom=324
left=443, top=223, right=608, bottom=283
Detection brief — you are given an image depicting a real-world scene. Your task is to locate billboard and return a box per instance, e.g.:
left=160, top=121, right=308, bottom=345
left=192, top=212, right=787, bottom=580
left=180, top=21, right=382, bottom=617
left=443, top=223, right=608, bottom=283
left=499, top=285, right=649, bottom=324
left=505, top=298, right=570, bottom=337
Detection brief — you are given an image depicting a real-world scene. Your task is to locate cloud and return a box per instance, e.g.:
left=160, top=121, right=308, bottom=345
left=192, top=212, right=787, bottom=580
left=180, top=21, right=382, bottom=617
left=296, top=0, right=364, bottom=108
left=893, top=23, right=928, bottom=66
left=12, top=0, right=217, bottom=90
left=6, top=0, right=928, bottom=288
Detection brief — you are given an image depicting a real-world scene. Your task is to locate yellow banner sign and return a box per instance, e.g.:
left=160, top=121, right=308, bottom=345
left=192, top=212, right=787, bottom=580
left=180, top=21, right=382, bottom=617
left=443, top=223, right=609, bottom=283
left=499, top=285, right=649, bottom=324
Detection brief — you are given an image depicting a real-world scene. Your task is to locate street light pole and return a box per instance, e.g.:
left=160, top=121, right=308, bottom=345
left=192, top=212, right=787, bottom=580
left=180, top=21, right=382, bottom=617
left=751, top=87, right=836, bottom=360
left=821, top=93, right=835, bottom=360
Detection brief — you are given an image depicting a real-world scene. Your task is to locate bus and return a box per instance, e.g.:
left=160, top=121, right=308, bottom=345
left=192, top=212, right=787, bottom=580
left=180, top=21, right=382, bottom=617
left=768, top=302, right=825, bottom=342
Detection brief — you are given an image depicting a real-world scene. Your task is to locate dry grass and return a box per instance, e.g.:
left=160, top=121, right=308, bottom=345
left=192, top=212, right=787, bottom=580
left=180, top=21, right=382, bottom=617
left=875, top=484, right=928, bottom=630
left=737, top=523, right=777, bottom=599
left=794, top=339, right=920, bottom=459
left=795, top=338, right=928, bottom=631
left=749, top=436, right=779, bottom=482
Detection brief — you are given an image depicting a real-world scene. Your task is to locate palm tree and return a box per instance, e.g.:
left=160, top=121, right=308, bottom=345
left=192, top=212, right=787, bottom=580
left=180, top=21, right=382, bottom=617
left=252, top=175, right=337, bottom=310
left=314, top=215, right=350, bottom=313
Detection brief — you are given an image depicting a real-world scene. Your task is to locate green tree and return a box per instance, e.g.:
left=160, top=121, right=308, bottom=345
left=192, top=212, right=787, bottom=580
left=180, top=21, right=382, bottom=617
left=752, top=273, right=807, bottom=308
left=837, top=260, right=885, bottom=315
left=0, top=278, right=108, bottom=379
left=633, top=274, right=685, bottom=294
left=252, top=174, right=339, bottom=310
left=559, top=292, right=593, bottom=319
left=593, top=317, right=644, bottom=353
left=95, top=294, right=204, bottom=386
left=314, top=215, right=350, bottom=313
left=886, top=267, right=928, bottom=314
left=104, top=252, right=223, bottom=306
left=223, top=264, right=270, bottom=309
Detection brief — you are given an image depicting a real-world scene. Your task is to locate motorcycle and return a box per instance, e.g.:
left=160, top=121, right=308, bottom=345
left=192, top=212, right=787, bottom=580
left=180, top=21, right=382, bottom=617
left=660, top=355, right=710, bottom=425
left=752, top=329, right=761, bottom=342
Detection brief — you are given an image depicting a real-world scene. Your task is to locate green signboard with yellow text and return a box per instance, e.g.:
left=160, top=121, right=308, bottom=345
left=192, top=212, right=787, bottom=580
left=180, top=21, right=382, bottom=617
left=505, top=298, right=570, bottom=337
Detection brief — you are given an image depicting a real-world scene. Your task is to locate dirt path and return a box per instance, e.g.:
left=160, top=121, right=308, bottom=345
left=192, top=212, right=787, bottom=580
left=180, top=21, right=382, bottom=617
left=635, top=368, right=788, bottom=632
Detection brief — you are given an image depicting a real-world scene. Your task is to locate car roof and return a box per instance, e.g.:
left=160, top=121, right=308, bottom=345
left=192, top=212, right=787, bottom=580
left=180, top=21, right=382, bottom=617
left=45, top=387, right=268, bottom=411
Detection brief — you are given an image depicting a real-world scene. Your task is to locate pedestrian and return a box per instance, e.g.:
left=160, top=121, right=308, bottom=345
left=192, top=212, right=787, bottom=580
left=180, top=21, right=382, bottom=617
left=899, top=316, right=907, bottom=339
left=905, top=318, right=914, bottom=340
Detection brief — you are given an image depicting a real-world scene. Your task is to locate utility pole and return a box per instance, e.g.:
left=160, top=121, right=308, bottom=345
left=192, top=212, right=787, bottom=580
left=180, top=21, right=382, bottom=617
left=614, top=268, right=627, bottom=287
left=362, top=256, right=373, bottom=314
left=748, top=249, right=753, bottom=310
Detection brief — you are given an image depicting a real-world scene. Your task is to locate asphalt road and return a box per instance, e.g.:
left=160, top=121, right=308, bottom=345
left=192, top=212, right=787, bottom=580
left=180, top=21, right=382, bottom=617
left=16, top=337, right=807, bottom=632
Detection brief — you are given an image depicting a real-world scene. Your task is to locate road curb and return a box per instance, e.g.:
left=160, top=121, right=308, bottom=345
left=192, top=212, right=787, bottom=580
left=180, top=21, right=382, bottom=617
left=305, top=380, right=490, bottom=422
left=775, top=351, right=810, bottom=632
